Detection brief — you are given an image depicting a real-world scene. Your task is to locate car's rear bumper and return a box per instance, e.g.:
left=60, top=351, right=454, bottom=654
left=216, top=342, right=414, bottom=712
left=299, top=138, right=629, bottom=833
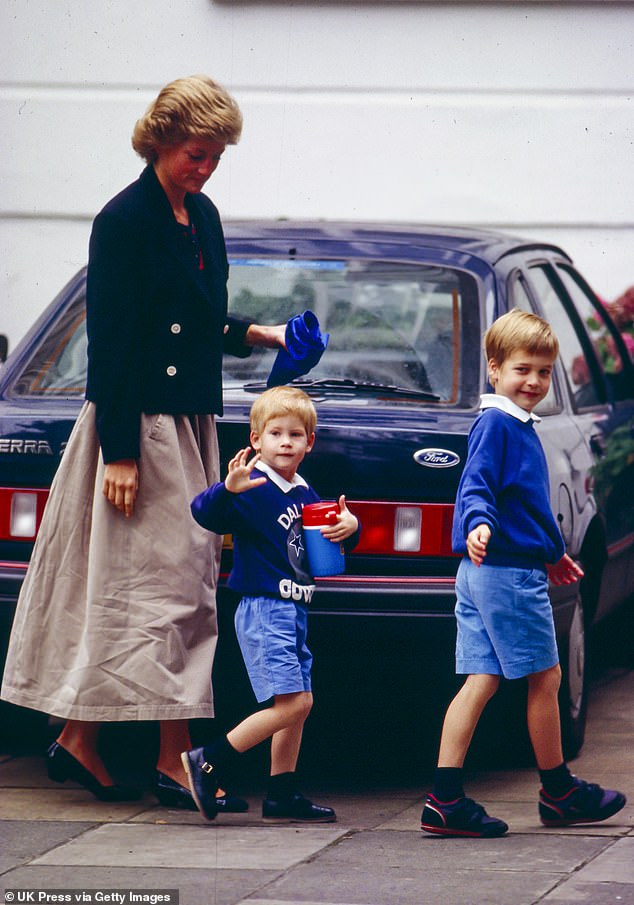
left=311, top=574, right=458, bottom=616
left=1, top=563, right=577, bottom=631
left=0, top=561, right=27, bottom=608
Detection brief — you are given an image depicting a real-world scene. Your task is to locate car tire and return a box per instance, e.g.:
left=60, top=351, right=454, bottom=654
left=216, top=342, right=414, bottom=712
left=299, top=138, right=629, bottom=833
left=558, top=587, right=588, bottom=760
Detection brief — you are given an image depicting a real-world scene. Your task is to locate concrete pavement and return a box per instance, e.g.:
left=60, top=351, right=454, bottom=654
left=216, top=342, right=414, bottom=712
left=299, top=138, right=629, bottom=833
left=1, top=669, right=633, bottom=905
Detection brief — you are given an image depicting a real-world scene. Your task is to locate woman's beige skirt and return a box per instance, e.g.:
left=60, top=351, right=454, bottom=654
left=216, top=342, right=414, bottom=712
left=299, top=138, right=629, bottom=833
left=1, top=402, right=222, bottom=721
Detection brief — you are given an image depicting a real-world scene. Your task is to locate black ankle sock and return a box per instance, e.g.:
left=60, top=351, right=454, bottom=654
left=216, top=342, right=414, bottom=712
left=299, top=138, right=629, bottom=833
left=431, top=767, right=465, bottom=802
left=201, top=735, right=239, bottom=770
left=267, top=771, right=298, bottom=802
left=539, top=762, right=574, bottom=798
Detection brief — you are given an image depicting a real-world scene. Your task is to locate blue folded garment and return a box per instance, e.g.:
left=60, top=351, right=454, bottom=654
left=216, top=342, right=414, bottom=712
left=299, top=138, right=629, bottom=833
left=267, top=310, right=330, bottom=387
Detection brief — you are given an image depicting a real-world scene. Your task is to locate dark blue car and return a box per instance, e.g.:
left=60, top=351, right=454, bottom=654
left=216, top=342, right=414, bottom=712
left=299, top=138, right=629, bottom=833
left=1, top=221, right=633, bottom=767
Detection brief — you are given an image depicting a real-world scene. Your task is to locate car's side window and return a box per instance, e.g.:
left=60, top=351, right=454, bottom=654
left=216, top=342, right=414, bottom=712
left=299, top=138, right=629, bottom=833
left=556, top=265, right=633, bottom=403
left=508, top=273, right=535, bottom=313
left=526, top=265, right=604, bottom=409
left=11, top=288, right=87, bottom=397
left=507, top=272, right=560, bottom=415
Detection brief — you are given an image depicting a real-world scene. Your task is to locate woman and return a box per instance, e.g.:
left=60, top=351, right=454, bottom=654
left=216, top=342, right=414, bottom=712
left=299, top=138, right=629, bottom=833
left=1, top=76, right=285, bottom=807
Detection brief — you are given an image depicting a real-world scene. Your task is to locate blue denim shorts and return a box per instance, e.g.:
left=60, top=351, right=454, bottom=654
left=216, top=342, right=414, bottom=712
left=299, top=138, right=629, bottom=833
left=454, top=558, right=559, bottom=680
left=234, top=596, right=313, bottom=703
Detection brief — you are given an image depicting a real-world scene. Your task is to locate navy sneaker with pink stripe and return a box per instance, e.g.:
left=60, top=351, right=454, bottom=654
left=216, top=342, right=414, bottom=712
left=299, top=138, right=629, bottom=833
left=539, top=777, right=626, bottom=827
left=421, top=794, right=508, bottom=837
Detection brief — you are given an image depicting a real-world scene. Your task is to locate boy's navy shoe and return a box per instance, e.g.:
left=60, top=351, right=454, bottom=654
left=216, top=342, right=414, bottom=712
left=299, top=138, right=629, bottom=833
left=539, top=778, right=626, bottom=827
left=262, top=791, right=336, bottom=822
left=156, top=772, right=248, bottom=813
left=215, top=789, right=249, bottom=813
left=180, top=748, right=219, bottom=821
left=421, top=794, right=508, bottom=838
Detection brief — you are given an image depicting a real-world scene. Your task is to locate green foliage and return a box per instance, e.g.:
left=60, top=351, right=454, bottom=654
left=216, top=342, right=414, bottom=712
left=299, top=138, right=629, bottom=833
left=591, top=423, right=634, bottom=522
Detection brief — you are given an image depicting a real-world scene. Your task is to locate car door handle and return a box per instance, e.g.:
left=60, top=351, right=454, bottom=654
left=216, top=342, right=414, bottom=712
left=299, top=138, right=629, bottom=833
left=590, top=433, right=606, bottom=457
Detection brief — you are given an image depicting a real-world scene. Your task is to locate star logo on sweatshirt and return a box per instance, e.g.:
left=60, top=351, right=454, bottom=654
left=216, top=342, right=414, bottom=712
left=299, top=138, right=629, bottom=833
left=289, top=528, right=305, bottom=558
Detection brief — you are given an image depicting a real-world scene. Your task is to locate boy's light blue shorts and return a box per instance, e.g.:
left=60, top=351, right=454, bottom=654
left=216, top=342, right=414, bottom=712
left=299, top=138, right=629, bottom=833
left=234, top=596, right=313, bottom=703
left=454, top=558, right=559, bottom=680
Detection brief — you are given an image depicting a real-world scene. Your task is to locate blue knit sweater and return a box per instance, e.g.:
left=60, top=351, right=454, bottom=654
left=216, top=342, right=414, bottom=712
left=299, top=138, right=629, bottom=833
left=191, top=465, right=360, bottom=604
left=452, top=397, right=565, bottom=568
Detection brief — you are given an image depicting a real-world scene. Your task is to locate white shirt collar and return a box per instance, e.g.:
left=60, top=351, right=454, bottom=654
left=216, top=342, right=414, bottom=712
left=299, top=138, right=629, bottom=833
left=256, top=460, right=309, bottom=493
left=480, top=393, right=541, bottom=423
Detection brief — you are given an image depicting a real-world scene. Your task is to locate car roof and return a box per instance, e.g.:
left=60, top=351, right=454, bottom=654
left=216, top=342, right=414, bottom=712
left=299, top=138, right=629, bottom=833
left=223, top=219, right=572, bottom=267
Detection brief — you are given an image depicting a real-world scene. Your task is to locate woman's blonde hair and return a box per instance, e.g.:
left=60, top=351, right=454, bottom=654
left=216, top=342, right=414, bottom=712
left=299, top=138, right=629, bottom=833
left=250, top=387, right=317, bottom=438
left=131, top=75, right=242, bottom=163
left=484, top=308, right=559, bottom=365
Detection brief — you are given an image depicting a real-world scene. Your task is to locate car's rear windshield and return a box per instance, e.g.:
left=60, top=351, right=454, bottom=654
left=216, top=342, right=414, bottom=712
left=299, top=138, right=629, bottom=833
left=224, top=258, right=481, bottom=405
left=9, top=257, right=481, bottom=407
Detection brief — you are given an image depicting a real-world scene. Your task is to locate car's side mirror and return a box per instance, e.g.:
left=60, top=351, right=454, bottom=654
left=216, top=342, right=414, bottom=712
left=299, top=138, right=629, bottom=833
left=0, top=335, right=8, bottom=363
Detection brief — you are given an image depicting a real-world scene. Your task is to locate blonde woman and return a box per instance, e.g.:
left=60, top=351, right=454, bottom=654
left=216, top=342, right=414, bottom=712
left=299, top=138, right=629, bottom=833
left=2, top=76, right=285, bottom=810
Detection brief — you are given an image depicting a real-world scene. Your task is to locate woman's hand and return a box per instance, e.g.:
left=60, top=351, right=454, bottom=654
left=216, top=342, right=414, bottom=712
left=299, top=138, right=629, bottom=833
left=224, top=447, right=267, bottom=494
left=103, top=459, right=139, bottom=518
left=244, top=323, right=287, bottom=349
left=320, top=495, right=359, bottom=543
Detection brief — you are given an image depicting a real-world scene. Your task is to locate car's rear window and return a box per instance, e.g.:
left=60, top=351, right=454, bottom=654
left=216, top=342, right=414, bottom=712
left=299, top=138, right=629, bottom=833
left=225, top=258, right=481, bottom=405
left=9, top=257, right=481, bottom=407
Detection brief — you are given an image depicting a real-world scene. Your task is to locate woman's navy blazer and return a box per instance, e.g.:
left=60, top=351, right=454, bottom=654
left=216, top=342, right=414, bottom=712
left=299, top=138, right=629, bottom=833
left=85, top=165, right=251, bottom=463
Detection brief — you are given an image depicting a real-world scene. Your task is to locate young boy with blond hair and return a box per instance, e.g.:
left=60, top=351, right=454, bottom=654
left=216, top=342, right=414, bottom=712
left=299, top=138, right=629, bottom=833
left=182, top=386, right=359, bottom=821
left=421, top=309, right=626, bottom=837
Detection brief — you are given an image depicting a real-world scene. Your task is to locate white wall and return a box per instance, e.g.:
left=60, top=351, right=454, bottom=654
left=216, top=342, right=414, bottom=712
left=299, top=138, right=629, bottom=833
left=2, top=1, right=632, bottom=350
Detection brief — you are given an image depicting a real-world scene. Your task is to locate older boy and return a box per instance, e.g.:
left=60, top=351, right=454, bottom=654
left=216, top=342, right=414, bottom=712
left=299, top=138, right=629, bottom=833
left=182, top=386, right=359, bottom=821
left=421, top=309, right=626, bottom=837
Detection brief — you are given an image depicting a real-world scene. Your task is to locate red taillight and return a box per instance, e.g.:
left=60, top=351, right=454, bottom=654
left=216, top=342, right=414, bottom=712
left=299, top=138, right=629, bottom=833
left=0, top=488, right=50, bottom=541
left=348, top=501, right=457, bottom=558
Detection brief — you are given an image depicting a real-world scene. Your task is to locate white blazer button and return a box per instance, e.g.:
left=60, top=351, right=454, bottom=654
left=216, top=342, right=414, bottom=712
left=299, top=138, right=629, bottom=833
left=166, top=365, right=177, bottom=377
left=170, top=323, right=181, bottom=334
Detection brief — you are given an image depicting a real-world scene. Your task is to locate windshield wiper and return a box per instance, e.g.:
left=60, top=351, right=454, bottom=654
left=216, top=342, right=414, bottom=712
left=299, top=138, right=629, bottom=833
left=244, top=377, right=440, bottom=401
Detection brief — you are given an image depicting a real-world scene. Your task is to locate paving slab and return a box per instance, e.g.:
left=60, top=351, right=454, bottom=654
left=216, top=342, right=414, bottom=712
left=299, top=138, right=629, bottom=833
left=248, top=829, right=615, bottom=905
left=0, top=787, right=152, bottom=822
left=252, top=856, right=561, bottom=905
left=254, top=872, right=566, bottom=905
left=541, top=881, right=634, bottom=903
left=1, top=864, right=278, bottom=905
left=0, top=820, right=92, bottom=872
left=565, top=836, right=634, bottom=882
left=543, top=839, right=634, bottom=904
left=245, top=901, right=366, bottom=905
left=303, top=828, right=612, bottom=871
left=30, top=823, right=347, bottom=870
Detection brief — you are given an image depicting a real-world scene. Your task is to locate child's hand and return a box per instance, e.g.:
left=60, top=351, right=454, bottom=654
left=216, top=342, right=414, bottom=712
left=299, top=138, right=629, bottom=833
left=547, top=554, right=584, bottom=586
left=466, top=523, right=491, bottom=566
left=320, top=495, right=359, bottom=543
left=224, top=447, right=267, bottom=494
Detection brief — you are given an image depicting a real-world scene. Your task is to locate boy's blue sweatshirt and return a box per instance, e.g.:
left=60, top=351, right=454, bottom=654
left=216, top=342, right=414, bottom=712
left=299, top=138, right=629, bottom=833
left=191, top=464, right=358, bottom=605
left=452, top=396, right=565, bottom=568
